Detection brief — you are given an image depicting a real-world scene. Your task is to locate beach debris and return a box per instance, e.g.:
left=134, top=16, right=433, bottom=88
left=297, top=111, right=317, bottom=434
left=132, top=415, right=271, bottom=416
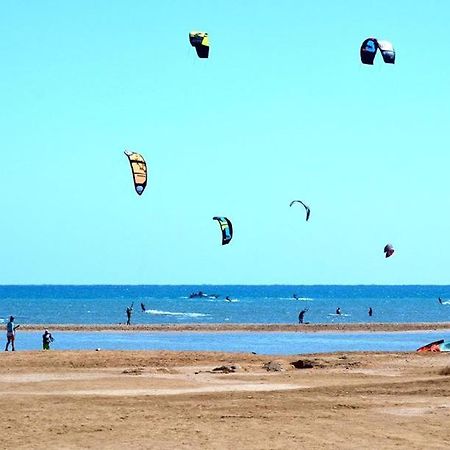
left=122, top=367, right=145, bottom=375
left=360, top=38, right=395, bottom=65
left=262, top=361, right=284, bottom=372
left=290, top=359, right=314, bottom=369
left=155, top=367, right=172, bottom=374
left=212, top=365, right=240, bottom=373
left=189, top=31, right=209, bottom=58
left=124, top=150, right=147, bottom=196
left=384, top=243, right=395, bottom=258
left=289, top=200, right=311, bottom=221
left=213, top=216, right=233, bottom=245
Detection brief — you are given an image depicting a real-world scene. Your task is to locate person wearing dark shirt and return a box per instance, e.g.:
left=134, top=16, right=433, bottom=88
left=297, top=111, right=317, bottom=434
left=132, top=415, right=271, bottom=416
left=126, top=303, right=134, bottom=325
left=298, top=309, right=307, bottom=324
left=42, top=329, right=54, bottom=350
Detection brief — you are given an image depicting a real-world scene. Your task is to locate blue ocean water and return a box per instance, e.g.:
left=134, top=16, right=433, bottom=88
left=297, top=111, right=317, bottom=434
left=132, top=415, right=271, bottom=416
left=11, top=330, right=450, bottom=354
left=1, top=285, right=450, bottom=326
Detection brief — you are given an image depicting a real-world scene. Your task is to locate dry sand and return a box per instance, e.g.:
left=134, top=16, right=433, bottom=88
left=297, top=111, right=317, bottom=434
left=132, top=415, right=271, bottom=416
left=1, top=347, right=450, bottom=449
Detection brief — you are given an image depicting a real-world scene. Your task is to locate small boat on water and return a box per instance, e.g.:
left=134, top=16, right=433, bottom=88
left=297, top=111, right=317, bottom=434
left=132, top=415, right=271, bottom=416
left=189, top=291, right=220, bottom=299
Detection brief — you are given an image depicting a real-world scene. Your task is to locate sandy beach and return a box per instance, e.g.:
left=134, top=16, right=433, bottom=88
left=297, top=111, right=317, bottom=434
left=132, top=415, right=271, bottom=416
left=1, top=326, right=450, bottom=449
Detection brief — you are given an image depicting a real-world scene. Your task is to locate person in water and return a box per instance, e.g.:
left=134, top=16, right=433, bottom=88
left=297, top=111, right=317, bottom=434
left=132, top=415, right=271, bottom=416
left=126, top=303, right=133, bottom=325
left=293, top=293, right=299, bottom=300
left=42, top=329, right=54, bottom=350
left=438, top=297, right=443, bottom=304
left=140, top=302, right=146, bottom=312
left=298, top=308, right=307, bottom=324
left=5, top=316, right=19, bottom=351
left=368, top=307, right=373, bottom=317
left=336, top=307, right=341, bottom=315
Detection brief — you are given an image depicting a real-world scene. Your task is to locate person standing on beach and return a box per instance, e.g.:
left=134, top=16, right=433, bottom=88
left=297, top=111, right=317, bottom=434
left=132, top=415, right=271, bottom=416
left=5, top=316, right=19, bottom=351
left=298, top=308, right=307, bottom=324
left=42, top=329, right=54, bottom=350
left=126, top=303, right=134, bottom=325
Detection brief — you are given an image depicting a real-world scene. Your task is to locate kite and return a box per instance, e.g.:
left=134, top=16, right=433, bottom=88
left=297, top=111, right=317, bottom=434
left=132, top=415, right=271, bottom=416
left=377, top=40, right=395, bottom=64
left=213, top=216, right=233, bottom=245
left=384, top=244, right=394, bottom=258
left=290, top=200, right=311, bottom=221
left=360, top=38, right=395, bottom=65
left=189, top=31, right=209, bottom=58
left=124, top=150, right=147, bottom=195
left=360, top=38, right=378, bottom=65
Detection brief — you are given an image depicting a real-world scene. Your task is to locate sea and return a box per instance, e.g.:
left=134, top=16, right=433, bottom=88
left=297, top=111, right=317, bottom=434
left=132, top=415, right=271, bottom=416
left=1, top=285, right=449, bottom=354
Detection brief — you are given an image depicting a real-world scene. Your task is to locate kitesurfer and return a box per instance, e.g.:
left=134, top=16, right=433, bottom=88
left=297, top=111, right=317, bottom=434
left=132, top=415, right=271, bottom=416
left=5, top=316, right=19, bottom=351
left=141, top=302, right=146, bottom=312
left=42, top=329, right=54, bottom=350
left=368, top=307, right=373, bottom=317
left=126, top=303, right=134, bottom=325
left=336, top=307, right=341, bottom=315
left=298, top=309, right=307, bottom=324
left=438, top=297, right=443, bottom=304
left=292, top=293, right=299, bottom=300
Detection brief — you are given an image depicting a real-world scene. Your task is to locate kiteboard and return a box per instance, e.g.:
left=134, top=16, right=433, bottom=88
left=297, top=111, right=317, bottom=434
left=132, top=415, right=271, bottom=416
left=416, top=339, right=445, bottom=352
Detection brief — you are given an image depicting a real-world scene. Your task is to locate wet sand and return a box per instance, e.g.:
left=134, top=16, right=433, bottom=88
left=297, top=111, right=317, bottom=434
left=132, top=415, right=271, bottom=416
left=1, top=348, right=450, bottom=449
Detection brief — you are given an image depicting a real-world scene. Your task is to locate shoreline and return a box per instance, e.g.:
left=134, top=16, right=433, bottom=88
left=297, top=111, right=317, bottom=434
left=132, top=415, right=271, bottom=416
left=18, top=322, right=450, bottom=333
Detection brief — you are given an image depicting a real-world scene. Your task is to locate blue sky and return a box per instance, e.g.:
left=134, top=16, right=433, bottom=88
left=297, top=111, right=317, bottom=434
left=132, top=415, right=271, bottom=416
left=0, top=0, right=449, bottom=284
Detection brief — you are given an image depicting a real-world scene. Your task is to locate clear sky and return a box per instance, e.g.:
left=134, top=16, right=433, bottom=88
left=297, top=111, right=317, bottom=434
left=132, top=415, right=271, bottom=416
left=1, top=0, right=449, bottom=284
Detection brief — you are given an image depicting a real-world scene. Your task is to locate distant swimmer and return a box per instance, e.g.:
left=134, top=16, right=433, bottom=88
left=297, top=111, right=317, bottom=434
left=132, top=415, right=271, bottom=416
left=298, top=308, right=308, bottom=324
left=293, top=294, right=299, bottom=300
left=336, top=307, right=341, bottom=315
left=141, top=302, right=146, bottom=312
left=368, top=307, right=373, bottom=317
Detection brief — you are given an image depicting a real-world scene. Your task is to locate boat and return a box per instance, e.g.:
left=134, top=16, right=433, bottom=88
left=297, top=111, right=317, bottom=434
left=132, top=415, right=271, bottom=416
left=188, top=291, right=209, bottom=299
